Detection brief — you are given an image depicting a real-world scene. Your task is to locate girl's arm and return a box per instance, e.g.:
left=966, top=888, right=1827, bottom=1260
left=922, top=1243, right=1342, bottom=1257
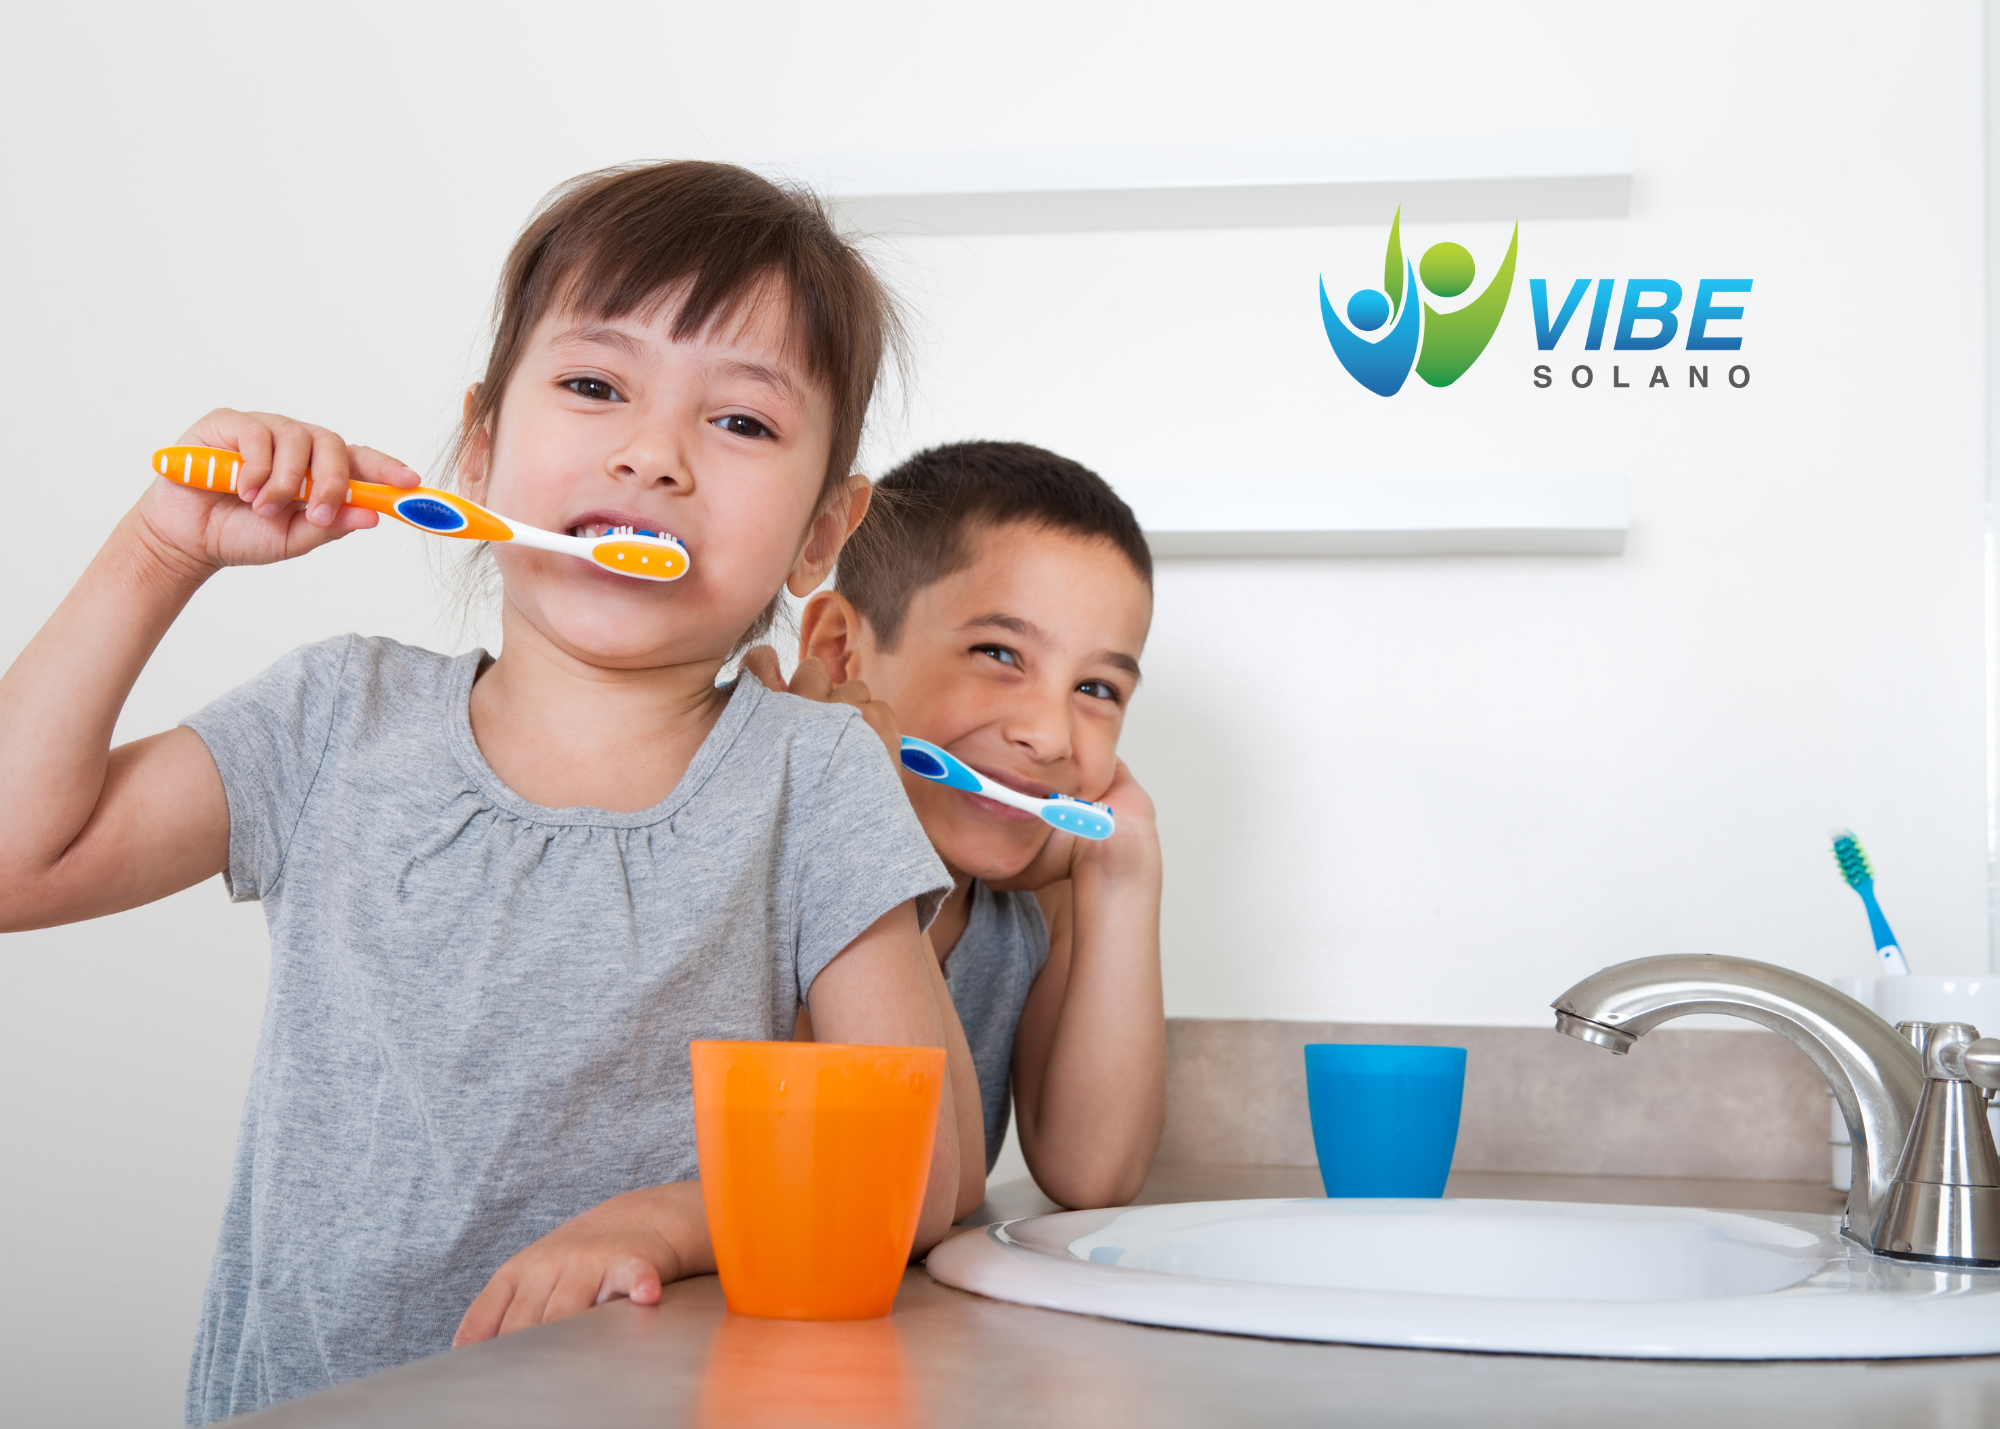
left=454, top=900, right=960, bottom=1343
left=918, top=929, right=989, bottom=1219
left=1008, top=761, right=1165, bottom=1209
left=803, top=900, right=966, bottom=1249
left=750, top=646, right=989, bottom=1217
left=793, top=947, right=988, bottom=1221
left=0, top=412, right=415, bottom=930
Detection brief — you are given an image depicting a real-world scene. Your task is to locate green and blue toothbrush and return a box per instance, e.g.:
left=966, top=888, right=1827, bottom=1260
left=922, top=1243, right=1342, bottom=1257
left=1831, top=829, right=1910, bottom=976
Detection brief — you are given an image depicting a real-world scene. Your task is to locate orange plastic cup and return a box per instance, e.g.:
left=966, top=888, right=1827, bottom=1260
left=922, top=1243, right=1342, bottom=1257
left=691, top=1040, right=944, bottom=1320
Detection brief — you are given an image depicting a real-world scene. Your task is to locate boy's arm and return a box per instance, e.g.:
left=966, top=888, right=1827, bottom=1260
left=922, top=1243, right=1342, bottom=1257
left=455, top=900, right=961, bottom=1343
left=1006, top=761, right=1165, bottom=1209
left=0, top=413, right=413, bottom=930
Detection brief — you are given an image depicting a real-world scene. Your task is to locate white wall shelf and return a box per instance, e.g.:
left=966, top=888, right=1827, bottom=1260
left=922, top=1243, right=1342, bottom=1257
left=1131, top=474, right=1628, bottom=557
left=757, top=132, right=1631, bottom=234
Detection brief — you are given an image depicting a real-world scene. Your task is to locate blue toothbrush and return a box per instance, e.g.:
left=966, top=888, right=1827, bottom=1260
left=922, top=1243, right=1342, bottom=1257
left=898, top=736, right=1116, bottom=840
left=1832, top=829, right=1910, bottom=976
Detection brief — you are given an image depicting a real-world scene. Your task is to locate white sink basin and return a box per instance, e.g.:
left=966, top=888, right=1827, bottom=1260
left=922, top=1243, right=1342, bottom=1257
left=926, top=1199, right=2000, bottom=1359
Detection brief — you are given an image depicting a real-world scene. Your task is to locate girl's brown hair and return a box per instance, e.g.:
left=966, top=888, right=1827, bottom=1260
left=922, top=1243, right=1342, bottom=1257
left=456, top=160, right=900, bottom=509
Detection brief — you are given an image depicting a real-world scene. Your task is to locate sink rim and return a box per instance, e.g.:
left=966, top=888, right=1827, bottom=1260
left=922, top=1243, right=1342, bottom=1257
left=1046, top=1197, right=1833, bottom=1303
left=926, top=1197, right=2000, bottom=1361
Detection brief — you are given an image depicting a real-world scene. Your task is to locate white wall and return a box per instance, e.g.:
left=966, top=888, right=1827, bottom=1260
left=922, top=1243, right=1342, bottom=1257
left=0, top=2, right=1985, bottom=1422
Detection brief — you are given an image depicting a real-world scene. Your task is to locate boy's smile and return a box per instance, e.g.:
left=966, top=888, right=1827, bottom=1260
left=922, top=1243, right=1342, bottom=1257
left=814, top=521, right=1153, bottom=884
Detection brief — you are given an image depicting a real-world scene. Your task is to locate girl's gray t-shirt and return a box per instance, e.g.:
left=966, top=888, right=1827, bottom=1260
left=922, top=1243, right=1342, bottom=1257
left=943, top=882, right=1052, bottom=1172
left=179, top=635, right=950, bottom=1425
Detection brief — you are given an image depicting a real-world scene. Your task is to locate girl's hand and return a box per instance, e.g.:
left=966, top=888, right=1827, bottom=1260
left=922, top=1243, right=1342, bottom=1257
left=137, top=409, right=421, bottom=578
left=453, top=1184, right=708, bottom=1344
left=991, top=759, right=1159, bottom=893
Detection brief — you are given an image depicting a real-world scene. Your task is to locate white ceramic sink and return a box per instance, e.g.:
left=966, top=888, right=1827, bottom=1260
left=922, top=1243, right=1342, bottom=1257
left=926, top=1199, right=2000, bottom=1359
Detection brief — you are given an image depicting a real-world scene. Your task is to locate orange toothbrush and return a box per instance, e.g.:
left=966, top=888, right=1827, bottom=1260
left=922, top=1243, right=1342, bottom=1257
left=151, top=445, right=689, bottom=582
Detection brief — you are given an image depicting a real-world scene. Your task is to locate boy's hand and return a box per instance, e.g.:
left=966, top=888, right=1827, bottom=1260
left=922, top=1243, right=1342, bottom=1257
left=453, top=1184, right=706, bottom=1344
left=989, top=759, right=1159, bottom=893
left=137, top=409, right=421, bottom=580
left=739, top=647, right=901, bottom=758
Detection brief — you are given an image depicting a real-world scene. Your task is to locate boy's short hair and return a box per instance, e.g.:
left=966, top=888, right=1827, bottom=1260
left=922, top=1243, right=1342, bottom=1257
left=836, top=441, right=1153, bottom=650
left=460, top=160, right=900, bottom=509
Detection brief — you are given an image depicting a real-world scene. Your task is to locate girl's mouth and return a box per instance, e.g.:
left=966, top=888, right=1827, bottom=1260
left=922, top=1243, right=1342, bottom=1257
left=565, top=509, right=671, bottom=540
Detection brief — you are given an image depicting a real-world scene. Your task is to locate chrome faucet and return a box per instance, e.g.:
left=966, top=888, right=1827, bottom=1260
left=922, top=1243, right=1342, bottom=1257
left=1551, top=954, right=2000, bottom=1265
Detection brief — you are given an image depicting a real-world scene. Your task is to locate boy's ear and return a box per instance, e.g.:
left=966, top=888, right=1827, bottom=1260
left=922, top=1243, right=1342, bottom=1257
left=798, top=590, right=867, bottom=686
left=787, top=476, right=873, bottom=597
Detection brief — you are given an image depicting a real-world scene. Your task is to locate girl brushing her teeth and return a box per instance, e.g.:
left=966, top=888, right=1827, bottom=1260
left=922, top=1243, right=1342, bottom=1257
left=0, top=162, right=978, bottom=1423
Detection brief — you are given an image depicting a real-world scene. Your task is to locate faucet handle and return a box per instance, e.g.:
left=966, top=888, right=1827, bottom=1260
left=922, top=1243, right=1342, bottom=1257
left=1874, top=1020, right=2000, bottom=1263
left=1934, top=1029, right=2000, bottom=1091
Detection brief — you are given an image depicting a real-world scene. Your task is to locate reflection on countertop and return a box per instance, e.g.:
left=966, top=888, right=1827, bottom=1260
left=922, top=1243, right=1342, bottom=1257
left=240, top=1166, right=1979, bottom=1429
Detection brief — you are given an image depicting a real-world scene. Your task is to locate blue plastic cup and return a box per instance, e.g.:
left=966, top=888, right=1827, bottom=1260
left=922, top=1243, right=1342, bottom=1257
left=1303, top=1044, right=1466, bottom=1197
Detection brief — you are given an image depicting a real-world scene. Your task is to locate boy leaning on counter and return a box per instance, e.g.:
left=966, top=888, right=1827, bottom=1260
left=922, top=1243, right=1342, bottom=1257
left=749, top=439, right=1166, bottom=1209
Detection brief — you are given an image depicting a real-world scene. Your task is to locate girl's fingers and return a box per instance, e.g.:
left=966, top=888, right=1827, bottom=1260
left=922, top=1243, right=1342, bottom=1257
left=231, top=419, right=276, bottom=504
left=302, top=429, right=354, bottom=527
left=452, top=1275, right=514, bottom=1346
left=254, top=420, right=318, bottom=517
left=596, top=1254, right=663, bottom=1308
left=327, top=505, right=380, bottom=534
left=345, top=445, right=422, bottom=491
left=496, top=1267, right=560, bottom=1337
left=541, top=1267, right=602, bottom=1324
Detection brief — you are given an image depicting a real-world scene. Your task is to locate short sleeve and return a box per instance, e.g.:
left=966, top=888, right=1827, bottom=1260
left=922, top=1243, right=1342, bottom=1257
left=789, top=711, right=952, bottom=999
left=182, top=636, right=354, bottom=902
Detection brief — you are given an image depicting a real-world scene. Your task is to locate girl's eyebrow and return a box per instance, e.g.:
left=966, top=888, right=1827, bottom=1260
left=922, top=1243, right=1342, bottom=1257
left=550, top=324, right=645, bottom=357
left=546, top=324, right=807, bottom=409
left=707, top=357, right=805, bottom=410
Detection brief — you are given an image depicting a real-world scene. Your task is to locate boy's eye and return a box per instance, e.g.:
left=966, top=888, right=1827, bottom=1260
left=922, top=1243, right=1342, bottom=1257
left=562, top=377, right=621, bottom=402
left=973, top=644, right=1020, bottom=668
left=715, top=414, right=774, bottom=440
left=1078, top=679, right=1121, bottom=703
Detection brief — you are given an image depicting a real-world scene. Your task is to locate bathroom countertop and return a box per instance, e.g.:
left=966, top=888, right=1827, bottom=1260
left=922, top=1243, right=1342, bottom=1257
left=238, top=1166, right=1993, bottom=1429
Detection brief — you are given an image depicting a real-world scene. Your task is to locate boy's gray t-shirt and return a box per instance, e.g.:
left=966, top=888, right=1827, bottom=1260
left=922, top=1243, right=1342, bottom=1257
left=180, top=635, right=950, bottom=1425
left=942, top=883, right=1052, bottom=1172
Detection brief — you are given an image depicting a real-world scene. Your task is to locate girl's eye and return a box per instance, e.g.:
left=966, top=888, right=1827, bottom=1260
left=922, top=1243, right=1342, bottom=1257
left=563, top=377, right=621, bottom=402
left=974, top=644, right=1021, bottom=668
left=715, top=414, right=774, bottom=440
left=1078, top=679, right=1122, bottom=703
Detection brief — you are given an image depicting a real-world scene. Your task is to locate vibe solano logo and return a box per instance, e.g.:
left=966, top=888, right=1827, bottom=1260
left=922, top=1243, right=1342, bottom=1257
left=1319, top=209, right=1519, bottom=396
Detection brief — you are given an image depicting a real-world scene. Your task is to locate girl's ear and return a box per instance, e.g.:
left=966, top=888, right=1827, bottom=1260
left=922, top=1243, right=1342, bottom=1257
left=798, top=590, right=867, bottom=686
left=786, top=476, right=874, bottom=597
left=459, top=384, right=490, bottom=497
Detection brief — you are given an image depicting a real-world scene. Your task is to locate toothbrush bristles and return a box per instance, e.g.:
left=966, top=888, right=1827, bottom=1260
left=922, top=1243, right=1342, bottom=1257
left=1831, top=829, right=1873, bottom=887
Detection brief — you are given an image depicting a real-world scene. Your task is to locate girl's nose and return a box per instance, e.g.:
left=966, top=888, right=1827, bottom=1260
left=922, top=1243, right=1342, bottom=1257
left=608, top=425, right=693, bottom=491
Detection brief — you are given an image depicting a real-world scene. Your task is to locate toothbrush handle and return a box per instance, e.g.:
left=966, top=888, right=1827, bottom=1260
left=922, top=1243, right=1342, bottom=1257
left=153, top=446, right=516, bottom=542
left=1857, top=882, right=1910, bottom=975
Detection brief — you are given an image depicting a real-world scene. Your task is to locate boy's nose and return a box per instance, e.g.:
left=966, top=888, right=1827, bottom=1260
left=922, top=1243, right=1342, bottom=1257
left=1001, top=692, right=1073, bottom=766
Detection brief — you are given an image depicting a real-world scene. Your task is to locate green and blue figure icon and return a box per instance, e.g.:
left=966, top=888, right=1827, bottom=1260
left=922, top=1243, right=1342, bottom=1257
left=1320, top=208, right=1519, bottom=395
